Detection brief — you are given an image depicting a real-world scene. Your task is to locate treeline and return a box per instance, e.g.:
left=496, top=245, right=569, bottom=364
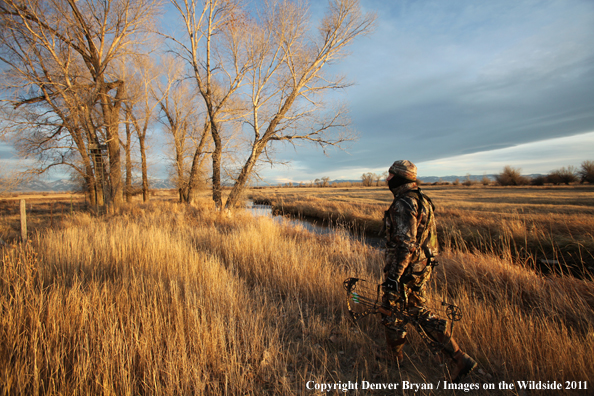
left=274, top=173, right=386, bottom=188
left=424, top=162, right=594, bottom=187
left=495, top=162, right=594, bottom=186
left=0, top=0, right=374, bottom=209
left=271, top=161, right=594, bottom=189
left=274, top=179, right=351, bottom=188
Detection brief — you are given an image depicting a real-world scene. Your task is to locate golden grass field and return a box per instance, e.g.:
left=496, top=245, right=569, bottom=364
left=251, top=184, right=594, bottom=278
left=0, top=185, right=593, bottom=395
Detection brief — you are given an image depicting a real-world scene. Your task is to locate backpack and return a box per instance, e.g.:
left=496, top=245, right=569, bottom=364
left=383, top=187, right=438, bottom=261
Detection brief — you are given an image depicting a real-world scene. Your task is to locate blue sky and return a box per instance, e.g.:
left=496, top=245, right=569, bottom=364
left=2, top=0, right=593, bottom=184
left=256, top=0, right=594, bottom=182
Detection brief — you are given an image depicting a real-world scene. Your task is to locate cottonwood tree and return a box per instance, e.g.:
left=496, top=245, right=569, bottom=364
left=579, top=160, right=594, bottom=184
left=373, top=173, right=384, bottom=186
left=361, top=172, right=374, bottom=187
left=381, top=171, right=388, bottom=186
left=122, top=108, right=135, bottom=202
left=0, top=9, right=104, bottom=204
left=224, top=0, right=375, bottom=208
left=122, top=55, right=167, bottom=202
left=548, top=166, right=578, bottom=185
left=0, top=0, right=160, bottom=208
left=156, top=60, right=211, bottom=203
left=0, top=162, right=23, bottom=193
left=169, top=0, right=253, bottom=208
left=495, top=166, right=529, bottom=186
left=170, top=0, right=374, bottom=209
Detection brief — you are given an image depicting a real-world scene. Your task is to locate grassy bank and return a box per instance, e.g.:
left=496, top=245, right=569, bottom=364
left=1, top=199, right=593, bottom=394
left=250, top=185, right=594, bottom=278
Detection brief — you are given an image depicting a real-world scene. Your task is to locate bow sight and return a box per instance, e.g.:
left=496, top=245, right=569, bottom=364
left=343, top=277, right=462, bottom=353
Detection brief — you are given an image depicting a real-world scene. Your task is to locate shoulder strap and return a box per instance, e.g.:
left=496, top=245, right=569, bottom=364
left=414, top=187, right=435, bottom=212
left=410, top=188, right=437, bottom=260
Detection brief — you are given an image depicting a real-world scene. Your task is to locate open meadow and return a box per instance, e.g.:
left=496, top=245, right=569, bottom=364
left=251, top=184, right=594, bottom=279
left=0, top=186, right=593, bottom=395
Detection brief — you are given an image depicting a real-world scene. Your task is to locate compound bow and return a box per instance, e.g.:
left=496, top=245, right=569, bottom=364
left=343, top=277, right=462, bottom=353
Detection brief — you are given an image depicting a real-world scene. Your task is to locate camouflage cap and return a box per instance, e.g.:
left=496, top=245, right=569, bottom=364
left=388, top=160, right=417, bottom=181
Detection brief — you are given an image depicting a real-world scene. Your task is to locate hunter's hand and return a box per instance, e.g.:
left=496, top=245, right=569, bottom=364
left=381, top=277, right=399, bottom=294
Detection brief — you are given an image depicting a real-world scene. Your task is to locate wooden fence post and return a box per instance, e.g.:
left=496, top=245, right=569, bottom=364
left=20, top=199, right=27, bottom=244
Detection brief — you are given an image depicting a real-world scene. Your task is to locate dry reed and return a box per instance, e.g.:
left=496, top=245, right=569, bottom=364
left=251, top=185, right=594, bottom=277
left=0, top=198, right=592, bottom=395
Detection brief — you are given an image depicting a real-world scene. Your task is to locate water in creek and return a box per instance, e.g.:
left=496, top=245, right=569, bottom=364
left=245, top=200, right=384, bottom=248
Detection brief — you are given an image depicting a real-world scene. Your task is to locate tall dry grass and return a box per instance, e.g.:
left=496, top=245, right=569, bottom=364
left=1, top=199, right=593, bottom=395
left=251, top=185, right=594, bottom=277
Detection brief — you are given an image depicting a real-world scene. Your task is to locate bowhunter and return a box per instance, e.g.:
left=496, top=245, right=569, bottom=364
left=380, top=159, right=477, bottom=382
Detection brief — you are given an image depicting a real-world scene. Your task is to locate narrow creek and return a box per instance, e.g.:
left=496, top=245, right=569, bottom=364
left=245, top=200, right=384, bottom=248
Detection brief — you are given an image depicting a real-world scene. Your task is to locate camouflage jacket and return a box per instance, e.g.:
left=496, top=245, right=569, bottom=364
left=383, top=183, right=439, bottom=281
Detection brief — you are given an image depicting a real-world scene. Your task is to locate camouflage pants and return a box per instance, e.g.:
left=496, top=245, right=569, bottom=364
left=382, top=264, right=447, bottom=346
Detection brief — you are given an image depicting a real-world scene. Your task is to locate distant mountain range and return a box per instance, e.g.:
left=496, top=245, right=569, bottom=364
left=419, top=175, right=497, bottom=183
left=416, top=174, right=544, bottom=183
left=325, top=175, right=500, bottom=184
left=6, top=174, right=547, bottom=192
left=281, top=175, right=500, bottom=185
left=273, top=174, right=545, bottom=186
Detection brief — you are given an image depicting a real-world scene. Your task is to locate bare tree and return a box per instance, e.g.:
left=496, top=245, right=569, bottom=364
left=0, top=162, right=23, bottom=193
left=169, top=0, right=374, bottom=209
left=156, top=61, right=211, bottom=204
left=0, top=0, right=160, bottom=209
left=381, top=171, right=388, bottom=186
left=168, top=0, right=252, bottom=208
left=122, top=109, right=135, bottom=202
left=548, top=166, right=578, bottom=185
left=223, top=0, right=375, bottom=208
left=361, top=172, right=374, bottom=187
left=579, top=160, right=594, bottom=184
left=159, top=81, right=196, bottom=202
left=122, top=54, right=167, bottom=202
left=372, top=173, right=382, bottom=186
left=0, top=12, right=104, bottom=204
left=495, top=166, right=529, bottom=186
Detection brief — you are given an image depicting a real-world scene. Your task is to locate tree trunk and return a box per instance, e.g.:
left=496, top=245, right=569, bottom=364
left=139, top=134, right=150, bottom=202
left=99, top=82, right=124, bottom=209
left=71, top=126, right=98, bottom=207
left=225, top=142, right=264, bottom=209
left=84, top=164, right=97, bottom=207
left=210, top=121, right=223, bottom=209
left=174, top=129, right=186, bottom=204
left=185, top=122, right=210, bottom=204
left=125, top=121, right=133, bottom=203
left=178, top=187, right=187, bottom=204
left=107, top=125, right=123, bottom=208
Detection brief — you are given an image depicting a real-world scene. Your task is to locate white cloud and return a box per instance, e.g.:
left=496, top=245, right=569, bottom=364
left=416, top=131, right=594, bottom=176
left=260, top=130, right=594, bottom=182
